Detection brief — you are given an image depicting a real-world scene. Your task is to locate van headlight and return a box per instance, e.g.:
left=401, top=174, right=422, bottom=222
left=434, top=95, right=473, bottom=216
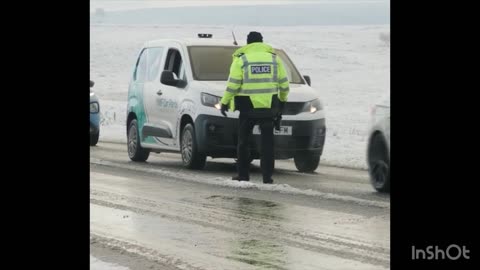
left=303, top=99, right=323, bottom=113
left=201, top=93, right=222, bottom=109
left=90, top=102, right=99, bottom=113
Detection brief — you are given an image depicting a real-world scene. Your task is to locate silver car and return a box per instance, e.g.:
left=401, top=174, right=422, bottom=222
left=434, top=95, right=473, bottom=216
left=366, top=94, right=390, bottom=192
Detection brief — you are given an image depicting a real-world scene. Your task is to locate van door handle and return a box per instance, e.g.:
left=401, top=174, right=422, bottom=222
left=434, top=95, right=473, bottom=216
left=157, top=90, right=163, bottom=96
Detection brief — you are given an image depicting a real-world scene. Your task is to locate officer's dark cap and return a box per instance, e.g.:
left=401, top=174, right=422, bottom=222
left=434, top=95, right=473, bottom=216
left=247, top=31, right=263, bottom=44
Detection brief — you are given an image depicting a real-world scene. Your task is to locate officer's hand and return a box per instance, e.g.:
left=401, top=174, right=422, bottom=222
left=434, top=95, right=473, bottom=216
left=220, top=104, right=228, bottom=117
left=274, top=114, right=282, bottom=131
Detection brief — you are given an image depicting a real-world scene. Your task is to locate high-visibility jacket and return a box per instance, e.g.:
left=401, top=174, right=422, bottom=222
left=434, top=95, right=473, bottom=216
left=220, top=42, right=290, bottom=111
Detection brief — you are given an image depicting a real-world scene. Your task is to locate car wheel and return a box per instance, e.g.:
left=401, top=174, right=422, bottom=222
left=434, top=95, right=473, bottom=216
left=181, top=123, right=206, bottom=170
left=90, top=131, right=99, bottom=146
left=127, top=119, right=150, bottom=162
left=294, top=152, right=320, bottom=172
left=368, top=134, right=390, bottom=192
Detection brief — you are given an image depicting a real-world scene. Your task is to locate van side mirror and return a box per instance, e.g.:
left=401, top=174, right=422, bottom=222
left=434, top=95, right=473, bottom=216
left=303, top=75, right=311, bottom=86
left=90, top=80, right=95, bottom=87
left=161, top=71, right=186, bottom=88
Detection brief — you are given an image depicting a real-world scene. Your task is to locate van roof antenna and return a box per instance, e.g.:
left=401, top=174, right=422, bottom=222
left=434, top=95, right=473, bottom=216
left=232, top=30, right=238, bottom=45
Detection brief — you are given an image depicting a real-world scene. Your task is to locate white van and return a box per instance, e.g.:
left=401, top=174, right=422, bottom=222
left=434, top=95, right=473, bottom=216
left=126, top=34, right=326, bottom=172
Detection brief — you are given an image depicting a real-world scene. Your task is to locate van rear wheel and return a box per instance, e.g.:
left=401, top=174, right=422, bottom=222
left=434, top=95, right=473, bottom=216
left=127, top=119, right=150, bottom=162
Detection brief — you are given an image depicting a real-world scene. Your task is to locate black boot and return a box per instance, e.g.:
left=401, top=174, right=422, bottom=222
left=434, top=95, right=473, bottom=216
left=232, top=176, right=249, bottom=181
left=263, top=178, right=273, bottom=184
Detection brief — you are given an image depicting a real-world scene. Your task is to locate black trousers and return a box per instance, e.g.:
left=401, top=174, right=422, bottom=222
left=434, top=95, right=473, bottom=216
left=237, top=113, right=274, bottom=181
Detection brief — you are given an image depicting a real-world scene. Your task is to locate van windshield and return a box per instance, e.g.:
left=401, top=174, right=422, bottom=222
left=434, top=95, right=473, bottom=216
left=187, top=46, right=304, bottom=83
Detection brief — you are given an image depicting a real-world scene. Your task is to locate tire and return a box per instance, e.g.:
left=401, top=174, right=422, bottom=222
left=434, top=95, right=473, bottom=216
left=181, top=123, right=206, bottom=170
left=294, top=152, right=321, bottom=172
left=90, top=131, right=99, bottom=146
left=127, top=119, right=150, bottom=162
left=368, top=134, right=390, bottom=192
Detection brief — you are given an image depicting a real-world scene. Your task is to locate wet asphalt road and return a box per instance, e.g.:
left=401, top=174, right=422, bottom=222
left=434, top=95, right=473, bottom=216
left=90, top=142, right=390, bottom=270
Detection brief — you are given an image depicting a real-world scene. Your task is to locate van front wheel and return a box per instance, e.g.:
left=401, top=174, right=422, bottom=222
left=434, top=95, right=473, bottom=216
left=181, top=124, right=206, bottom=170
left=294, top=152, right=320, bottom=172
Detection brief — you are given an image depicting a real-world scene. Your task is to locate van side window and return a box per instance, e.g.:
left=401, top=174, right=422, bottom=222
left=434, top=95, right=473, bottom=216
left=134, top=49, right=147, bottom=82
left=164, top=49, right=186, bottom=82
left=146, top=47, right=164, bottom=82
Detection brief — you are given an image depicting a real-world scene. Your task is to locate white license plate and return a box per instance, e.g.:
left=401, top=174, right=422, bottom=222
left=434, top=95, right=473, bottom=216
left=253, top=125, right=292, bottom=135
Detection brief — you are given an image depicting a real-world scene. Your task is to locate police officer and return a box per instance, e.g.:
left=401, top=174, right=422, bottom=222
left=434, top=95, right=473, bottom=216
left=219, top=31, right=290, bottom=184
